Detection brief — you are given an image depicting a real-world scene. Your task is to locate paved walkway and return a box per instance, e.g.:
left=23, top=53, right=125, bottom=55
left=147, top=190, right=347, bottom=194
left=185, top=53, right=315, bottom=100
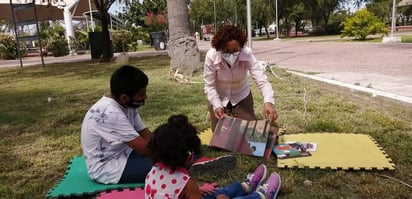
left=1, top=39, right=411, bottom=104
left=0, top=51, right=168, bottom=68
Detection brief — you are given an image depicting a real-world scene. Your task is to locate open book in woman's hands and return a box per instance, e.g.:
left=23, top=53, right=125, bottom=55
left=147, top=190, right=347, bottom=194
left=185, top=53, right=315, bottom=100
left=209, top=116, right=278, bottom=160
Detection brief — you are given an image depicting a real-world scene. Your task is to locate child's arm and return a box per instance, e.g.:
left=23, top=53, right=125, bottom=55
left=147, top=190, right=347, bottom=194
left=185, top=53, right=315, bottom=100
left=199, top=182, right=218, bottom=195
left=217, top=195, right=230, bottom=199
left=180, top=178, right=203, bottom=199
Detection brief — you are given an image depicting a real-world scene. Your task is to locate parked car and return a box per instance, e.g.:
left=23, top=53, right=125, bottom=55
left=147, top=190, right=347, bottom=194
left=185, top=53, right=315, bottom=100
left=267, top=24, right=276, bottom=34
left=203, top=33, right=214, bottom=41
left=255, top=28, right=266, bottom=36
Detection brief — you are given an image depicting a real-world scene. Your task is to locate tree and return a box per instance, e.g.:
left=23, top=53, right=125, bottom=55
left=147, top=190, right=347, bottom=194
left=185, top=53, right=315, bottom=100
left=316, top=0, right=345, bottom=33
left=118, top=0, right=167, bottom=28
left=190, top=0, right=247, bottom=36
left=93, top=0, right=118, bottom=62
left=341, top=9, right=388, bottom=40
left=144, top=11, right=168, bottom=32
left=253, top=0, right=275, bottom=38
left=0, top=20, right=13, bottom=33
left=289, top=2, right=306, bottom=36
left=167, top=0, right=202, bottom=82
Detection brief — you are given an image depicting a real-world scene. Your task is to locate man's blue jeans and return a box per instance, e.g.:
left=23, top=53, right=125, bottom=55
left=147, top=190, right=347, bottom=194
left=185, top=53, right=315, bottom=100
left=118, top=151, right=153, bottom=183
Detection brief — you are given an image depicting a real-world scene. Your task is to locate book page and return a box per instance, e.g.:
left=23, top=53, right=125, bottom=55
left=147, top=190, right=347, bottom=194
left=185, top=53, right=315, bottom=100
left=243, top=120, right=269, bottom=157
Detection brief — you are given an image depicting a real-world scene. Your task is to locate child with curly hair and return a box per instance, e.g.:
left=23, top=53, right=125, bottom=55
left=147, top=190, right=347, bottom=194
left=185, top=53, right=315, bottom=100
left=145, top=114, right=281, bottom=199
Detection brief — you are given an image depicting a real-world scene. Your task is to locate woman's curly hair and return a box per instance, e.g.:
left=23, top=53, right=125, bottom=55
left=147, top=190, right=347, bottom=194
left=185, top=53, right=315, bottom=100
left=211, top=25, right=247, bottom=51
left=147, top=114, right=202, bottom=171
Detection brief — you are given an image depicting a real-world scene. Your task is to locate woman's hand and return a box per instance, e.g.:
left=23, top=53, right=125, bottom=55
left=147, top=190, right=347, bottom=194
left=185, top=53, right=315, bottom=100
left=263, top=102, right=278, bottom=124
left=214, top=107, right=227, bottom=119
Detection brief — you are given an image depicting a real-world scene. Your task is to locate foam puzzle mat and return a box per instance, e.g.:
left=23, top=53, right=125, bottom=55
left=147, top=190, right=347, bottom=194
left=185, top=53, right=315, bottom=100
left=277, top=133, right=395, bottom=170
left=46, top=156, right=144, bottom=198
left=199, top=129, right=395, bottom=171
left=199, top=128, right=214, bottom=145
left=96, top=188, right=145, bottom=199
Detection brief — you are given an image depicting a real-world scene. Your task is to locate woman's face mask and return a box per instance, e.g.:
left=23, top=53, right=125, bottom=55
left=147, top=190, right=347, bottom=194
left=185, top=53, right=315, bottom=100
left=222, top=51, right=240, bottom=66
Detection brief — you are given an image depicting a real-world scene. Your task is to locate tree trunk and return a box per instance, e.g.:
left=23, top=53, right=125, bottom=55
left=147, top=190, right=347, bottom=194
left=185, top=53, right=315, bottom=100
left=100, top=11, right=113, bottom=62
left=94, top=0, right=113, bottom=63
left=167, top=0, right=202, bottom=81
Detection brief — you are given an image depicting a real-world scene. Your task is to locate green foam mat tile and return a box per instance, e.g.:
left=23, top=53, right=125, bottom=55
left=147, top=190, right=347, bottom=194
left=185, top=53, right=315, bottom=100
left=46, top=156, right=144, bottom=198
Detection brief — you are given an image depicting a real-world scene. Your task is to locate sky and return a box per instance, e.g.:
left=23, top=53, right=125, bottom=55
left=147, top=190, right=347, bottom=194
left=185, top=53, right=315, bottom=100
left=109, top=2, right=123, bottom=14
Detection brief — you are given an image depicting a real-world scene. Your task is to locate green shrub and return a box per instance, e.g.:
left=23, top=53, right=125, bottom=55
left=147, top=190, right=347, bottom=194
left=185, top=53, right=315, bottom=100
left=46, top=35, right=68, bottom=57
left=112, top=30, right=133, bottom=52
left=340, top=9, right=388, bottom=40
left=0, top=34, right=18, bottom=60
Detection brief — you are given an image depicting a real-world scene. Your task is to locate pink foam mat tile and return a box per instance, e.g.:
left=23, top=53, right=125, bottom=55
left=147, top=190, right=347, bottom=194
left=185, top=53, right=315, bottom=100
left=97, top=188, right=145, bottom=199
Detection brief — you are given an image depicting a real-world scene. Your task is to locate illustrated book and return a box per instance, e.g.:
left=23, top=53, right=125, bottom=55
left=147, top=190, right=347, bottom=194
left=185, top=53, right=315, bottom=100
left=209, top=116, right=278, bottom=159
left=273, top=141, right=317, bottom=159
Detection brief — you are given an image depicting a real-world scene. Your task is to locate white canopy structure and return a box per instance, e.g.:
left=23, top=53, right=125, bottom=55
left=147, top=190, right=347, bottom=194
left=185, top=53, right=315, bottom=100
left=0, top=0, right=94, bottom=21
left=1, top=0, right=97, bottom=52
left=398, top=0, right=412, bottom=7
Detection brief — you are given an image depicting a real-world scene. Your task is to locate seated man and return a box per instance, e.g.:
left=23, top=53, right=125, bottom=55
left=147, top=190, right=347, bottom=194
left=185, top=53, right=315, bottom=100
left=81, top=65, right=235, bottom=184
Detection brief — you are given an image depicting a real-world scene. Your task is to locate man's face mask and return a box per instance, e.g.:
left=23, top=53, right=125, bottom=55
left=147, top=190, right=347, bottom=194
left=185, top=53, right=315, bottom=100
left=124, top=88, right=147, bottom=108
left=125, top=99, right=145, bottom=108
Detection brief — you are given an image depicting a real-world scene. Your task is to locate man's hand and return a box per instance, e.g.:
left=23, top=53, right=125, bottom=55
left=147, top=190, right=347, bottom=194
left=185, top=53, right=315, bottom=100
left=263, top=102, right=278, bottom=124
left=214, top=107, right=227, bottom=119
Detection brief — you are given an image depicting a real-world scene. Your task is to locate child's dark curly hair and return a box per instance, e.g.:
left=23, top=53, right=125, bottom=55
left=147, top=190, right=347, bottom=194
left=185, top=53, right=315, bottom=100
left=147, top=114, right=202, bottom=171
left=211, top=25, right=247, bottom=51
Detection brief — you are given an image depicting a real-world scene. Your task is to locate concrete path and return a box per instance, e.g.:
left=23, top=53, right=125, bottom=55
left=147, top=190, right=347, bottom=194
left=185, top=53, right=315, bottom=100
left=0, top=51, right=168, bottom=68
left=1, top=39, right=411, bottom=104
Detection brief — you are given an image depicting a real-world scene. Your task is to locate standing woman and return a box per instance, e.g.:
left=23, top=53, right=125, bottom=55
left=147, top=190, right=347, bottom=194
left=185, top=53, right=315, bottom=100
left=204, top=25, right=278, bottom=131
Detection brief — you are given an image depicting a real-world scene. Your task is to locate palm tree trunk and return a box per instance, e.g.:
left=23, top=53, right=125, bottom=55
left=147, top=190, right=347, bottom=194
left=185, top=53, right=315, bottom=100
left=167, top=0, right=202, bottom=81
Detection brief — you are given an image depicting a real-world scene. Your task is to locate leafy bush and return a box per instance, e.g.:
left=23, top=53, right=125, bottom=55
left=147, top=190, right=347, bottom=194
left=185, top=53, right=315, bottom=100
left=130, top=26, right=150, bottom=45
left=0, top=34, right=28, bottom=60
left=0, top=34, right=17, bottom=59
left=46, top=35, right=68, bottom=57
left=112, top=27, right=150, bottom=52
left=40, top=22, right=69, bottom=56
left=341, top=9, right=388, bottom=40
left=112, top=30, right=133, bottom=52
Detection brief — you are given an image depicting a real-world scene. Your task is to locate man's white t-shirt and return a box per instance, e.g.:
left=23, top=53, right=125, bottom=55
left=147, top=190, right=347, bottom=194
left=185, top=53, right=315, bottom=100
left=81, top=96, right=145, bottom=184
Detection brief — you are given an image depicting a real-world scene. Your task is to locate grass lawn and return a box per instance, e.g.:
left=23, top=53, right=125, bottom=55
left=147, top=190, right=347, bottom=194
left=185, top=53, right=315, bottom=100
left=0, top=55, right=411, bottom=198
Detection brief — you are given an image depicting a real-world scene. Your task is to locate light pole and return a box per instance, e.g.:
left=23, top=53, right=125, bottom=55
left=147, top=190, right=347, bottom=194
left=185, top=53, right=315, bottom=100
left=273, top=0, right=280, bottom=40
left=390, top=0, right=396, bottom=38
left=214, top=0, right=217, bottom=34
left=246, top=0, right=252, bottom=48
left=88, top=0, right=95, bottom=32
left=383, top=0, right=401, bottom=43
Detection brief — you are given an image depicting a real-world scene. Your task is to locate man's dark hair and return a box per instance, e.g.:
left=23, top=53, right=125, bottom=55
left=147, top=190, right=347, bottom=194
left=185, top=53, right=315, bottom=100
left=110, top=65, right=148, bottom=99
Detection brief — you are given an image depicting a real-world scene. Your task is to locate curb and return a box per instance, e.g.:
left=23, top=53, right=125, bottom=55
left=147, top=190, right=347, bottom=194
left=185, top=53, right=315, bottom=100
left=288, top=71, right=412, bottom=105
